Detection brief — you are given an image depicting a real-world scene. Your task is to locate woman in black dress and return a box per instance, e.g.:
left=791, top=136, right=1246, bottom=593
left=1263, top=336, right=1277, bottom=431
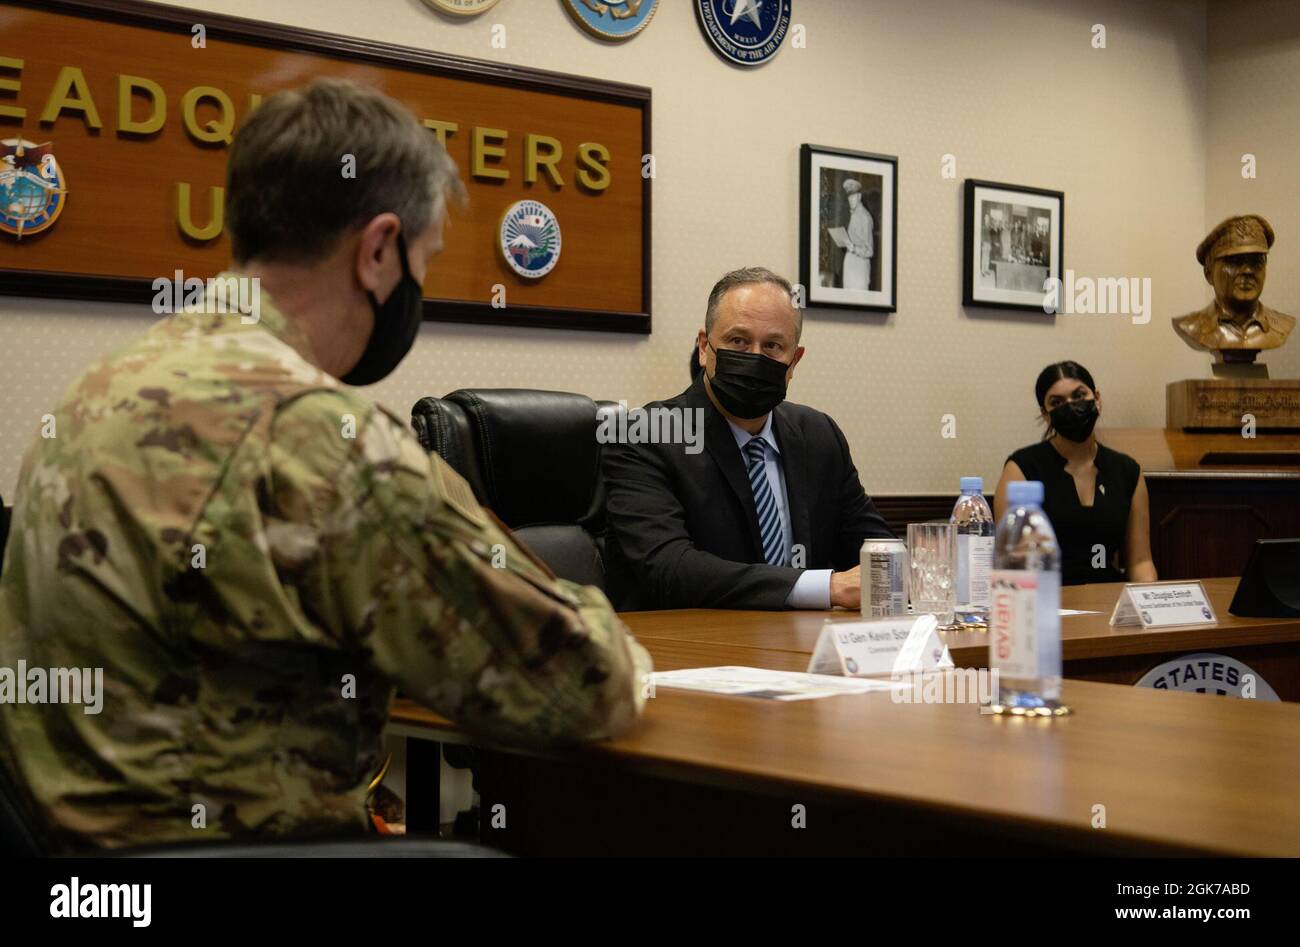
left=995, top=361, right=1157, bottom=586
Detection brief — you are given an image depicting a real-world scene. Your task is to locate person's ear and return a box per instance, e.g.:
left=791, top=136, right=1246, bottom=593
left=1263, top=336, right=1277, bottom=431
left=354, top=212, right=402, bottom=297
left=786, top=345, right=805, bottom=381
left=697, top=329, right=709, bottom=369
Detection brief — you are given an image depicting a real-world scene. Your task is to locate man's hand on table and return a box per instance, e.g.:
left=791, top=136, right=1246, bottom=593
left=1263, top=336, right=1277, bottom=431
left=830, top=566, right=861, bottom=610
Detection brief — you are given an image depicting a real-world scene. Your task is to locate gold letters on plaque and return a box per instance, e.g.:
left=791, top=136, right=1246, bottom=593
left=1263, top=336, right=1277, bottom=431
left=0, top=57, right=612, bottom=237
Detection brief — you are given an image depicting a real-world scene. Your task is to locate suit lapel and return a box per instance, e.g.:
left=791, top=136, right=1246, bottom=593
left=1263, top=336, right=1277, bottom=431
left=691, top=377, right=764, bottom=558
left=772, top=406, right=812, bottom=559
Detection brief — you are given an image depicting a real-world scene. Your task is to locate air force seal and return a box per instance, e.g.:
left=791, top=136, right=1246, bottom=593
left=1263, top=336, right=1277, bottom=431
left=500, top=200, right=561, bottom=279
left=564, top=0, right=659, bottom=40
left=1, top=139, right=67, bottom=239
left=696, top=0, right=792, bottom=66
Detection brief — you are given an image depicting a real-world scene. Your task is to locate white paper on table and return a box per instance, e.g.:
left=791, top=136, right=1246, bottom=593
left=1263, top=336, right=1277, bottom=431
left=1058, top=609, right=1100, bottom=617
left=648, top=666, right=895, bottom=701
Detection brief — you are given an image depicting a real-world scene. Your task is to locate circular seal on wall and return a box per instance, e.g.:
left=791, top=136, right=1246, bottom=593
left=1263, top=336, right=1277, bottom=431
left=500, top=199, right=561, bottom=279
left=563, top=0, right=660, bottom=40
left=695, top=0, right=792, bottom=67
left=1, top=139, right=67, bottom=239
left=420, top=0, right=502, bottom=16
left=1135, top=651, right=1280, bottom=701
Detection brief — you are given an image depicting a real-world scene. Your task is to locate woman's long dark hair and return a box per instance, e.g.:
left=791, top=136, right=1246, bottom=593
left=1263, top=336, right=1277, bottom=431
left=1035, top=361, right=1098, bottom=439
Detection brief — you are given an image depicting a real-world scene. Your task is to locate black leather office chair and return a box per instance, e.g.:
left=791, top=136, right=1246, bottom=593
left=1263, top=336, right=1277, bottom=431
left=0, top=501, right=37, bottom=858
left=410, top=396, right=488, bottom=501
left=409, top=390, right=622, bottom=838
left=0, top=767, right=44, bottom=857
left=114, top=837, right=506, bottom=858
left=0, top=497, right=10, bottom=578
left=1, top=765, right=502, bottom=857
left=412, top=389, right=613, bottom=590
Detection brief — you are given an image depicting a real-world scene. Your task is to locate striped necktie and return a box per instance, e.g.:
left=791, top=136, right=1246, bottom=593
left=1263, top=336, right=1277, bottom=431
left=743, top=437, right=785, bottom=566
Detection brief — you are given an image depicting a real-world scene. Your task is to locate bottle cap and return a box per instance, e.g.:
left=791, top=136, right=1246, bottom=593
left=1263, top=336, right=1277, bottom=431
left=1006, top=480, right=1044, bottom=506
left=959, top=476, right=983, bottom=493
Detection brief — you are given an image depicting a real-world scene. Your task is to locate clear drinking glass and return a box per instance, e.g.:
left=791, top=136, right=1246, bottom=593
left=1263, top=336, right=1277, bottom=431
left=907, top=521, right=956, bottom=626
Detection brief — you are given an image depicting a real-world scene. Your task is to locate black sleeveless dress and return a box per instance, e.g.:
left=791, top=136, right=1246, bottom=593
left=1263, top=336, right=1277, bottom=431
left=1005, top=440, right=1141, bottom=585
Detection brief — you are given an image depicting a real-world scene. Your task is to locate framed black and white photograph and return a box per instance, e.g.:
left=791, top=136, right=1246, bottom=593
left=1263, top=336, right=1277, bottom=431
left=800, top=144, right=897, bottom=312
left=963, top=179, right=1064, bottom=311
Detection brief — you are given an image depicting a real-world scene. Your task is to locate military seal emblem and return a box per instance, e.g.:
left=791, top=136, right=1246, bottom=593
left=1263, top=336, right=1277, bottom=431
left=419, top=0, right=502, bottom=15
left=1136, top=652, right=1280, bottom=700
left=695, top=0, right=792, bottom=66
left=500, top=200, right=561, bottom=279
left=0, top=139, right=67, bottom=239
left=563, top=0, right=660, bottom=40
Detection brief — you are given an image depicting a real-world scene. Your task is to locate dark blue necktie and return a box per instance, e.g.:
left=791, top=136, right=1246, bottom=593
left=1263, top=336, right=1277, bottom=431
left=743, top=437, right=785, bottom=566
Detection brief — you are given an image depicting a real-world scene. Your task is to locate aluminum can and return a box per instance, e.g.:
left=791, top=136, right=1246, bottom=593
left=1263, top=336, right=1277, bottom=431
left=861, top=539, right=908, bottom=617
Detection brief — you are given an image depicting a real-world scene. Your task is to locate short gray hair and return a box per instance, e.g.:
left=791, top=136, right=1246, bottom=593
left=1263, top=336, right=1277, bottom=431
left=704, top=266, right=802, bottom=342
left=226, top=78, right=465, bottom=263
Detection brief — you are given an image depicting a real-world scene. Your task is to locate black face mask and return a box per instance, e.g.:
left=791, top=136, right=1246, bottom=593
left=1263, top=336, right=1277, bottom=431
left=1050, top=399, right=1099, bottom=442
left=706, top=343, right=790, bottom=420
left=342, top=231, right=423, bottom=386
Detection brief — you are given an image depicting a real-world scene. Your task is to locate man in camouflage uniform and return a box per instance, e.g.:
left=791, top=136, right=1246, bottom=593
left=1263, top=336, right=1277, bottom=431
left=0, top=80, right=650, bottom=852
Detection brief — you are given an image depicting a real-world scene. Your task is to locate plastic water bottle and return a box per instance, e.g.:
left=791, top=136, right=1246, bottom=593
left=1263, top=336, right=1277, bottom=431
left=950, top=476, right=994, bottom=626
left=989, top=481, right=1062, bottom=709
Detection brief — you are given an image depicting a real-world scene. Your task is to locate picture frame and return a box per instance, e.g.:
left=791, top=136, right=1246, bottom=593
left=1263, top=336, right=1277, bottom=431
left=799, top=144, right=897, bottom=312
left=963, top=179, right=1064, bottom=312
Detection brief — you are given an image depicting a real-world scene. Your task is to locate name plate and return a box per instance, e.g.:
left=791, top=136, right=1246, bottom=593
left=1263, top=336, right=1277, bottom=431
left=807, top=616, right=952, bottom=677
left=1166, top=379, right=1300, bottom=430
left=1109, top=581, right=1218, bottom=629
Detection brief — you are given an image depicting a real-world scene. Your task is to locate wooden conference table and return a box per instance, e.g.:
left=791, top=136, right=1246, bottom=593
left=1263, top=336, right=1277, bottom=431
left=628, top=577, right=1300, bottom=700
left=389, top=577, right=1300, bottom=856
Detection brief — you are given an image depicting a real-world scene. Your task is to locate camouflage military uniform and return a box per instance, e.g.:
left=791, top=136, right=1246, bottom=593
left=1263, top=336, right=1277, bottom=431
left=0, top=276, right=651, bottom=852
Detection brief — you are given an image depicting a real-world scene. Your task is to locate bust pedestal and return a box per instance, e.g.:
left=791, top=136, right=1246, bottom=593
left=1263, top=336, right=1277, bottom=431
left=1101, top=428, right=1300, bottom=580
left=1166, top=378, right=1300, bottom=430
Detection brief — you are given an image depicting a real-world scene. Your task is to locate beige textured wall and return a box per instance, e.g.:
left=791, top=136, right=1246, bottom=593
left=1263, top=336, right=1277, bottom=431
left=1206, top=0, right=1300, bottom=380
left=0, top=0, right=1216, bottom=498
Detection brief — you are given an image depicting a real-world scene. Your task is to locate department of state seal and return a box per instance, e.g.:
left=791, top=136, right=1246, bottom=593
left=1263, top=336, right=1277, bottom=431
left=500, top=200, right=561, bottom=279
left=1, top=139, right=67, bottom=239
left=695, top=0, right=792, bottom=67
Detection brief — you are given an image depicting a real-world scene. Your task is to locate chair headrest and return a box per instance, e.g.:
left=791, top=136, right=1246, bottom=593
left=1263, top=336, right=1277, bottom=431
left=410, top=396, right=489, bottom=504
left=445, top=389, right=601, bottom=528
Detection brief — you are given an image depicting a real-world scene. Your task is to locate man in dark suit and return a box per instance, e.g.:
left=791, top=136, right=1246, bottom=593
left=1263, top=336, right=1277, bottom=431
left=604, top=266, right=894, bottom=610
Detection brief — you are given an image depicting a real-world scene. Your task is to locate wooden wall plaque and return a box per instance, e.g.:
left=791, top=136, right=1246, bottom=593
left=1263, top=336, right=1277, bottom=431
left=0, top=0, right=651, bottom=333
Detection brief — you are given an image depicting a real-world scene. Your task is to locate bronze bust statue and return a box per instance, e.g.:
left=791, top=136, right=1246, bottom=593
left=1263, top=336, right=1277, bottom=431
left=1172, top=214, right=1296, bottom=364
